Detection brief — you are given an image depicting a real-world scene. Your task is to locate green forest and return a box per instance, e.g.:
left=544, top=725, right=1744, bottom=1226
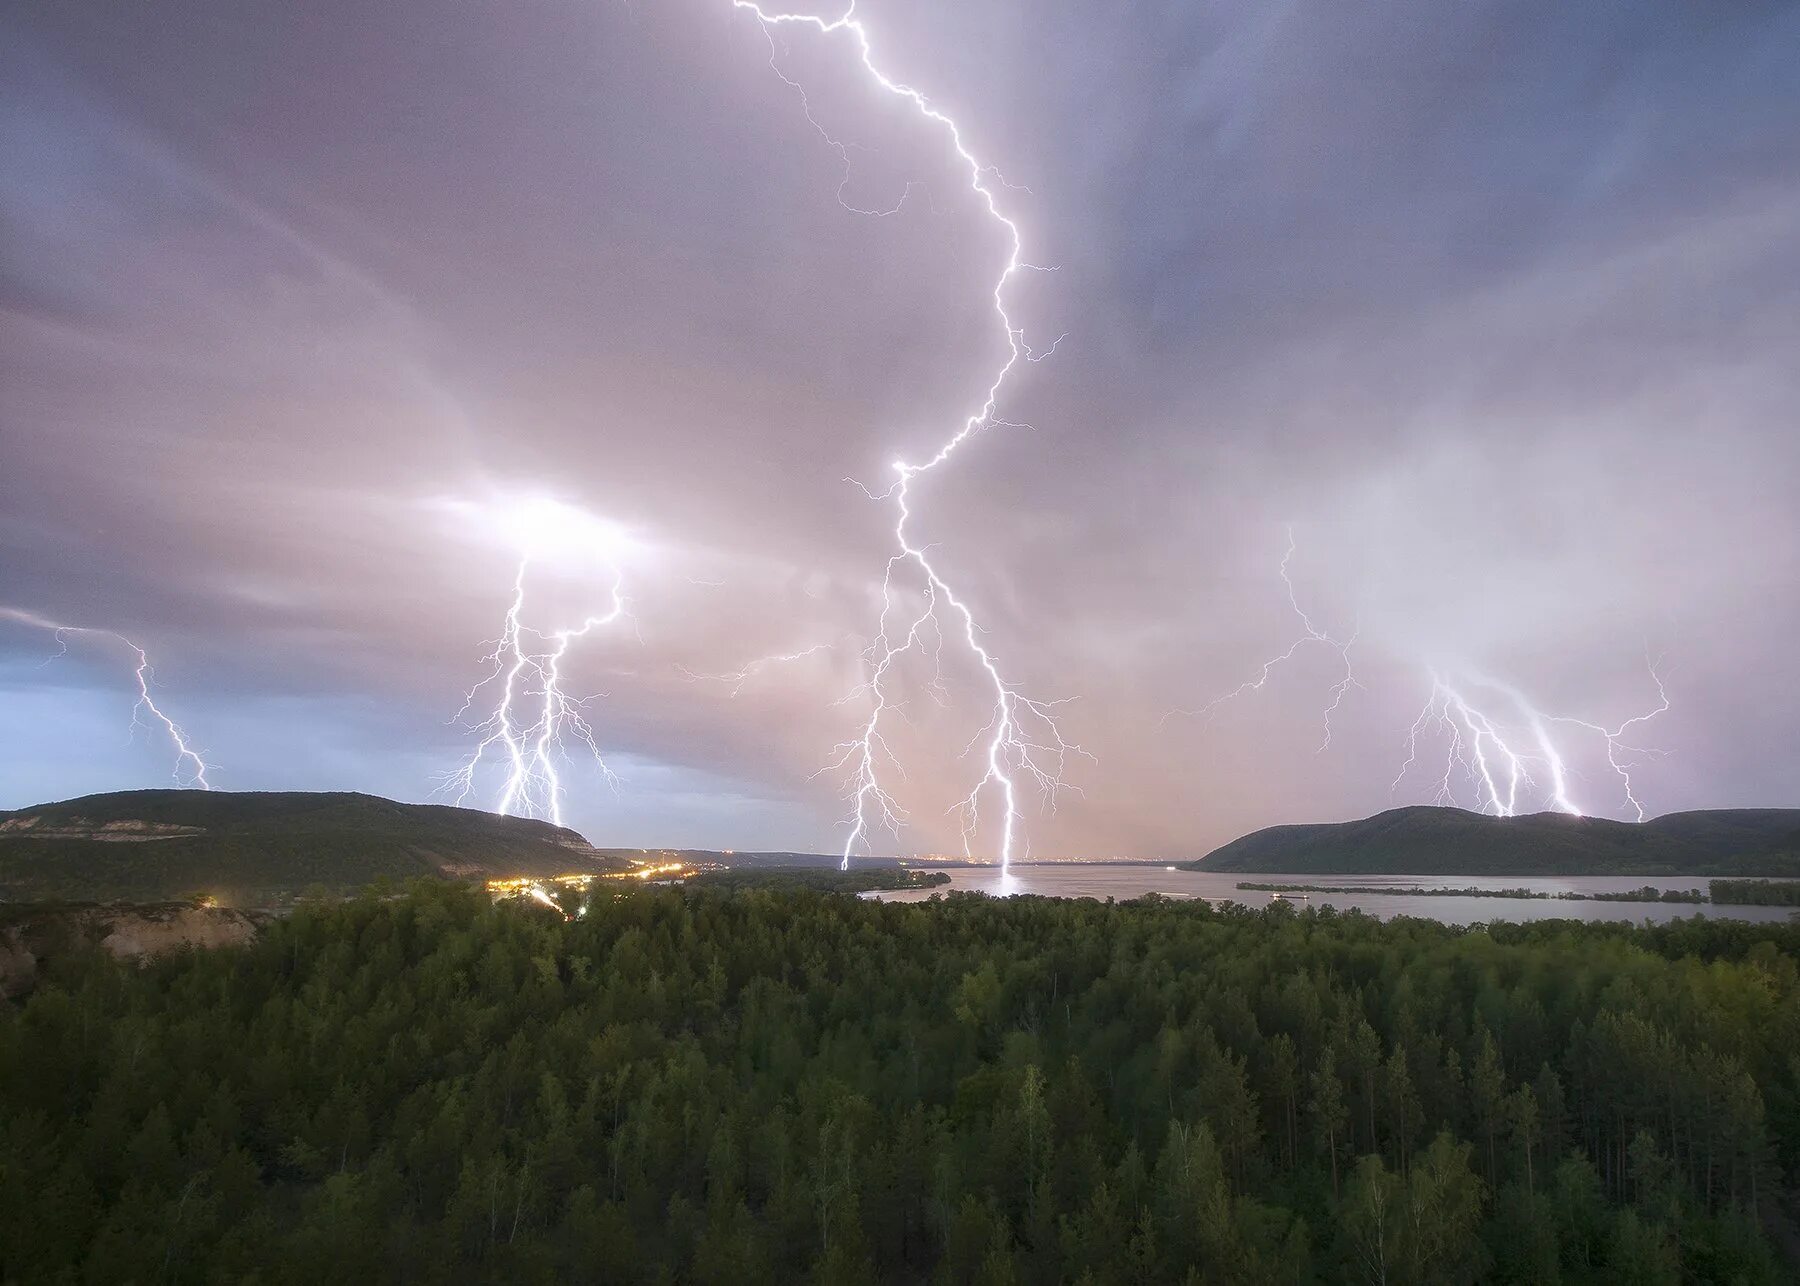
left=1712, top=880, right=1800, bottom=907
left=687, top=866, right=951, bottom=894
left=2, top=885, right=1796, bottom=1283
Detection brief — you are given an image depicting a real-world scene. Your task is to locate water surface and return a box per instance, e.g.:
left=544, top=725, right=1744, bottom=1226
left=869, top=864, right=1800, bottom=926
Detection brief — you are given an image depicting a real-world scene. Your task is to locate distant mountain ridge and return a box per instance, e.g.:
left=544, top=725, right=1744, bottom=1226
left=0, top=789, right=620, bottom=903
left=1189, top=805, right=1800, bottom=876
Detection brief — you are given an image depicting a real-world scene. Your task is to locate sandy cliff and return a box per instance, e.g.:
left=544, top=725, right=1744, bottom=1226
left=0, top=903, right=265, bottom=998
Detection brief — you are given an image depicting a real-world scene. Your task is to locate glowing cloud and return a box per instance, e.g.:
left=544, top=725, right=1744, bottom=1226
left=439, top=496, right=635, bottom=826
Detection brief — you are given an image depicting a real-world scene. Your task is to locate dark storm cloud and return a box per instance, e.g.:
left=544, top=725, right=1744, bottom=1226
left=3, top=0, right=1795, bottom=854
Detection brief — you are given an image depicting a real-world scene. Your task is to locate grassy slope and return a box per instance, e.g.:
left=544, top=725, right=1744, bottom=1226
left=0, top=790, right=614, bottom=902
left=1188, top=805, right=1800, bottom=875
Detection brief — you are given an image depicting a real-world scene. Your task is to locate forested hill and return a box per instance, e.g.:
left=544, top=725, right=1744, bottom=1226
left=1190, top=805, right=1800, bottom=875
left=0, top=789, right=615, bottom=902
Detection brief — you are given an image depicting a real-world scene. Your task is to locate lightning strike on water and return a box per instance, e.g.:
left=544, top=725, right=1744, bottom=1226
left=1162, top=527, right=1361, bottom=750
left=1, top=606, right=213, bottom=788
left=441, top=500, right=633, bottom=828
left=732, top=1, right=1083, bottom=871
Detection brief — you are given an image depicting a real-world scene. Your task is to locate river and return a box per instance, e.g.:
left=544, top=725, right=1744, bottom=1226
left=866, top=864, right=1800, bottom=926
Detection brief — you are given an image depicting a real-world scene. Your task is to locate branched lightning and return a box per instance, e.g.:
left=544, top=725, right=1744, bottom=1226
left=1, top=606, right=213, bottom=787
left=442, top=503, right=633, bottom=828
left=733, top=1, right=1082, bottom=870
left=1164, top=532, right=1672, bottom=822
left=1162, top=527, right=1361, bottom=750
left=1393, top=657, right=1671, bottom=820
left=1552, top=664, right=1672, bottom=821
left=677, top=639, right=842, bottom=697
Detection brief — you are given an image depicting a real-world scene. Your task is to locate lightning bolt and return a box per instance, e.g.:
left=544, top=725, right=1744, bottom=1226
left=1162, top=526, right=1361, bottom=749
left=2, top=605, right=213, bottom=788
left=1393, top=657, right=1670, bottom=821
left=1553, top=662, right=1672, bottom=822
left=1162, top=532, right=1671, bottom=822
left=733, top=1, right=1083, bottom=870
left=677, top=639, right=842, bottom=697
left=441, top=502, right=633, bottom=828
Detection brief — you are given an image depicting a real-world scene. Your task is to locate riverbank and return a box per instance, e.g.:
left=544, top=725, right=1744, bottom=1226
left=1235, top=881, right=1710, bottom=903
left=867, top=864, right=1800, bottom=926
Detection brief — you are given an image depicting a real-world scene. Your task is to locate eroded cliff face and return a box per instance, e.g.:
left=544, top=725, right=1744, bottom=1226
left=0, top=904, right=265, bottom=998
left=0, top=813, right=205, bottom=841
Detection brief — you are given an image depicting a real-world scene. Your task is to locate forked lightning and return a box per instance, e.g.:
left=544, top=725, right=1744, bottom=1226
left=1394, top=660, right=1671, bottom=820
left=443, top=499, right=633, bottom=828
left=1168, top=534, right=1672, bottom=821
left=1162, top=527, right=1361, bottom=751
left=732, top=1, right=1083, bottom=870
left=2, top=606, right=212, bottom=788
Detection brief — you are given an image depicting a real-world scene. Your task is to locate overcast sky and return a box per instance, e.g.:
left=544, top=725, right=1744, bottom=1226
left=3, top=0, right=1796, bottom=857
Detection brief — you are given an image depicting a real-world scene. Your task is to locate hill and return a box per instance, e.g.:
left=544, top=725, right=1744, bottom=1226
left=1188, top=805, right=1800, bottom=875
left=0, top=789, right=617, bottom=903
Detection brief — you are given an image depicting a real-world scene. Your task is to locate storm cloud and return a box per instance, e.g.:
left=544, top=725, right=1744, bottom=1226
left=3, top=0, right=1796, bottom=855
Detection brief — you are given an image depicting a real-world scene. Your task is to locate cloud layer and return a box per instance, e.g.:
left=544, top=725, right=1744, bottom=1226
left=4, top=1, right=1796, bottom=856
